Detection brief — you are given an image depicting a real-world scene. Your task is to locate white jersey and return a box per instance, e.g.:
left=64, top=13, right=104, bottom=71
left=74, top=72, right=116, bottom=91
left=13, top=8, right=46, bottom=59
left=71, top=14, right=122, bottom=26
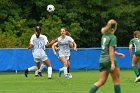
left=57, top=35, right=74, bottom=57
left=30, top=34, right=48, bottom=58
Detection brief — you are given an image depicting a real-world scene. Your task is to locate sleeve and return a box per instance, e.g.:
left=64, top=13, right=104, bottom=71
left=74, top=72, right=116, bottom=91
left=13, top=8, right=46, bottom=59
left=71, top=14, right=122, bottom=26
left=109, top=36, right=117, bottom=47
left=129, top=39, right=133, bottom=46
left=30, top=35, right=34, bottom=45
left=68, top=36, right=74, bottom=42
left=44, top=36, right=49, bottom=45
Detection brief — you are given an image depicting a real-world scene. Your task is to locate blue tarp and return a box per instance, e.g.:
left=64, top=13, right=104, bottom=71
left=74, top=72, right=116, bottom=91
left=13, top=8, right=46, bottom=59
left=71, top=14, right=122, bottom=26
left=0, top=48, right=132, bottom=71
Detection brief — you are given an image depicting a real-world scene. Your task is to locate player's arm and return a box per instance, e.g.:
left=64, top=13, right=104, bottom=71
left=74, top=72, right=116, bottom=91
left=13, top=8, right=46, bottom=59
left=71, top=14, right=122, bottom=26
left=72, top=41, right=77, bottom=51
left=69, top=36, right=77, bottom=51
left=28, top=43, right=34, bottom=50
left=115, top=52, right=125, bottom=58
left=28, top=35, right=34, bottom=50
left=129, top=44, right=133, bottom=58
left=52, top=42, right=58, bottom=56
left=109, top=46, right=115, bottom=71
left=46, top=39, right=57, bottom=47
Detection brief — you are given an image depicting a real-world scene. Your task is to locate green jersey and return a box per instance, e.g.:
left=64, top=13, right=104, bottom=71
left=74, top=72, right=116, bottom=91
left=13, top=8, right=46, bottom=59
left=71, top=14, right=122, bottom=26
left=100, top=33, right=117, bottom=63
left=129, top=38, right=140, bottom=52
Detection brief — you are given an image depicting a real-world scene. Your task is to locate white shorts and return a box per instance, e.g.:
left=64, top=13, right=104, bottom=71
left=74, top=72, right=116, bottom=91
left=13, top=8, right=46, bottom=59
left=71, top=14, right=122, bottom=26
left=59, top=55, right=70, bottom=60
left=34, top=56, right=48, bottom=63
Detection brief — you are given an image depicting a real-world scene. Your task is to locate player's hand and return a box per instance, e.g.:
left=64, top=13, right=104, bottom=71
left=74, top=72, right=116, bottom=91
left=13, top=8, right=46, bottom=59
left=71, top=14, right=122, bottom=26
left=118, top=53, right=125, bottom=58
left=53, top=51, right=57, bottom=56
left=54, top=46, right=59, bottom=50
left=111, top=63, right=115, bottom=71
left=74, top=47, right=77, bottom=51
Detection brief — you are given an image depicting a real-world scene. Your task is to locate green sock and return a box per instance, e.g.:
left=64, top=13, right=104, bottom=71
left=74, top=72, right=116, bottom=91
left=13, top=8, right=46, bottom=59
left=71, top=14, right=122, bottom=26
left=132, top=66, right=140, bottom=77
left=114, top=85, right=121, bottom=93
left=138, top=69, right=140, bottom=74
left=88, top=85, right=98, bottom=93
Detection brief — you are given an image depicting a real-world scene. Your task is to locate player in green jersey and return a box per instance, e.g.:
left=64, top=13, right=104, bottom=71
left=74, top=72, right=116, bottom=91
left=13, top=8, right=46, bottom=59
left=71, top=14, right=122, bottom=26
left=88, top=19, right=125, bottom=93
left=129, top=31, right=140, bottom=82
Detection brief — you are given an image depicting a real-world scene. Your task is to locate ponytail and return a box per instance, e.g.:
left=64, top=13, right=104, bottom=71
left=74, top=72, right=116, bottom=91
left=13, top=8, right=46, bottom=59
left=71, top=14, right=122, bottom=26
left=101, top=19, right=117, bottom=34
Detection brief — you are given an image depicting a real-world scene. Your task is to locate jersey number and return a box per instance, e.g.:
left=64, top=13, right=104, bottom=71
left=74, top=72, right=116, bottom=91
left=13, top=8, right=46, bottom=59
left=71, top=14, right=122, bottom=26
left=101, top=37, right=106, bottom=50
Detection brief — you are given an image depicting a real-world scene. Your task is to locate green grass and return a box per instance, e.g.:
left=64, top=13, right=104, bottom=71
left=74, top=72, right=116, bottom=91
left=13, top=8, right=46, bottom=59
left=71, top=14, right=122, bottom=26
left=0, top=70, right=139, bottom=93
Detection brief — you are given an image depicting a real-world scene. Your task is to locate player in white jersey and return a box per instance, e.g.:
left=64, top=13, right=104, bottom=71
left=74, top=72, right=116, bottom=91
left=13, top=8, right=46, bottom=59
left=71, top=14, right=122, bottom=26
left=24, top=25, right=52, bottom=79
left=52, top=28, right=77, bottom=78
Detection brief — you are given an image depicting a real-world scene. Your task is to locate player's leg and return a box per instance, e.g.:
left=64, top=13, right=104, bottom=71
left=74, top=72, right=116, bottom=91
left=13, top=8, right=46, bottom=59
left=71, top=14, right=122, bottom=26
left=38, top=63, right=45, bottom=76
left=132, top=55, right=140, bottom=82
left=25, top=66, right=38, bottom=77
left=110, top=67, right=121, bottom=93
left=138, top=61, right=140, bottom=73
left=25, top=58, right=40, bottom=77
left=34, top=62, right=40, bottom=76
left=59, top=56, right=69, bottom=78
left=67, top=58, right=72, bottom=78
left=43, top=59, right=52, bottom=79
left=88, top=71, right=109, bottom=93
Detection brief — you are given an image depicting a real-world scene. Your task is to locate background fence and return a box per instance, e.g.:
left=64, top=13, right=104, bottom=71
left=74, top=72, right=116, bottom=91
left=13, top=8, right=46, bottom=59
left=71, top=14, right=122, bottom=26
left=0, top=48, right=132, bottom=71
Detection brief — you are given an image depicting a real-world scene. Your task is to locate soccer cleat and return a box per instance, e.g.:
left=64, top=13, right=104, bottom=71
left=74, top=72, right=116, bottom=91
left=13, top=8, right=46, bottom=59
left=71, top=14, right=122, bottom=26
left=24, top=69, right=28, bottom=77
left=48, top=77, right=52, bottom=79
left=38, top=72, right=42, bottom=77
left=58, top=70, right=62, bottom=77
left=64, top=75, right=69, bottom=79
left=134, top=76, right=140, bottom=83
left=35, top=75, right=39, bottom=77
left=68, top=73, right=72, bottom=78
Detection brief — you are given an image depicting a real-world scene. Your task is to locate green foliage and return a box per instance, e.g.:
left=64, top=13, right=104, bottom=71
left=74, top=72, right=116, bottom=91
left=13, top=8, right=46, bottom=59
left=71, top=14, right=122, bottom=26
left=0, top=0, right=139, bottom=47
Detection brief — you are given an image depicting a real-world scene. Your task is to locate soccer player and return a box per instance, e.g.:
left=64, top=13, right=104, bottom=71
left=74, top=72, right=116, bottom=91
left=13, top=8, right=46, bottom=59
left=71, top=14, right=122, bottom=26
left=52, top=27, right=77, bottom=78
left=88, top=19, right=125, bottom=93
left=129, top=30, right=140, bottom=82
left=24, top=25, right=52, bottom=79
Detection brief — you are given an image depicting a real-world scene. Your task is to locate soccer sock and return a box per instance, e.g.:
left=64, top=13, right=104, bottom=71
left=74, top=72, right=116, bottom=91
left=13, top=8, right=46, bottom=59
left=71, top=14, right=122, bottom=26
left=35, top=70, right=39, bottom=75
left=67, top=66, right=70, bottom=73
left=63, top=67, right=68, bottom=76
left=138, top=69, right=140, bottom=74
left=59, top=67, right=64, bottom=71
left=48, top=67, right=52, bottom=78
left=39, top=63, right=45, bottom=72
left=132, top=66, right=140, bottom=77
left=88, top=85, right=99, bottom=93
left=28, top=66, right=37, bottom=71
left=114, top=85, right=121, bottom=93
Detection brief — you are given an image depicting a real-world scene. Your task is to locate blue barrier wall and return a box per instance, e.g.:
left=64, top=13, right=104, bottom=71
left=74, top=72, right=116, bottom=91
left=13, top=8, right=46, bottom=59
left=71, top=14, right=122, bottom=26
left=0, top=48, right=132, bottom=71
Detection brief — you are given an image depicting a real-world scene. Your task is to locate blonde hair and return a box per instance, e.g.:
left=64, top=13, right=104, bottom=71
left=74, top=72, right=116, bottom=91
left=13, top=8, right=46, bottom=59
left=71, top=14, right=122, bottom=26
left=134, top=31, right=140, bottom=38
left=101, top=19, right=117, bottom=34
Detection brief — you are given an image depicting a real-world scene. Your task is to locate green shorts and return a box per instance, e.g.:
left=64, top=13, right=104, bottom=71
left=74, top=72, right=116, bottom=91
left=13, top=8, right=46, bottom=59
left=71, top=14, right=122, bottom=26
left=99, top=61, right=119, bottom=72
left=135, top=50, right=140, bottom=59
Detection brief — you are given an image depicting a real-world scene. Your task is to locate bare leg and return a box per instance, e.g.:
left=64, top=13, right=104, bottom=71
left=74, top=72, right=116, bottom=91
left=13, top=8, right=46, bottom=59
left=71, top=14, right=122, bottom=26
left=110, top=68, right=121, bottom=93
left=43, top=59, right=52, bottom=79
left=88, top=71, right=109, bottom=93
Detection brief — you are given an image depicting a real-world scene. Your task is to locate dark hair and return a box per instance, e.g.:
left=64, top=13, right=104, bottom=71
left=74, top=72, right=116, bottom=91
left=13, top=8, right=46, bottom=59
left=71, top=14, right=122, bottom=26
left=35, top=25, right=41, bottom=32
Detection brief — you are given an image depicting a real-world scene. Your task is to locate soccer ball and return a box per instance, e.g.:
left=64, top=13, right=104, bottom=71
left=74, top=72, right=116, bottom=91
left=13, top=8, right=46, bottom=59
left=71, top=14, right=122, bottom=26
left=47, top=4, right=55, bottom=12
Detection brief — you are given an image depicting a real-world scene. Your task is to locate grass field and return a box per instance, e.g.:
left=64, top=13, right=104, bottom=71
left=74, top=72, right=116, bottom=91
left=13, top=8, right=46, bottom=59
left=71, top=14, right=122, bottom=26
left=0, top=70, right=139, bottom=93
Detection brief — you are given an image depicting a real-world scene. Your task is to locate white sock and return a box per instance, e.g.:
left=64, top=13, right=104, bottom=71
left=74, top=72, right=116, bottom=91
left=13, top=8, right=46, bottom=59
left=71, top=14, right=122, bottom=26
left=28, top=66, right=37, bottom=71
left=63, top=67, right=68, bottom=76
left=59, top=67, right=64, bottom=71
left=39, top=63, right=45, bottom=72
left=35, top=70, right=39, bottom=75
left=48, top=67, right=52, bottom=78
